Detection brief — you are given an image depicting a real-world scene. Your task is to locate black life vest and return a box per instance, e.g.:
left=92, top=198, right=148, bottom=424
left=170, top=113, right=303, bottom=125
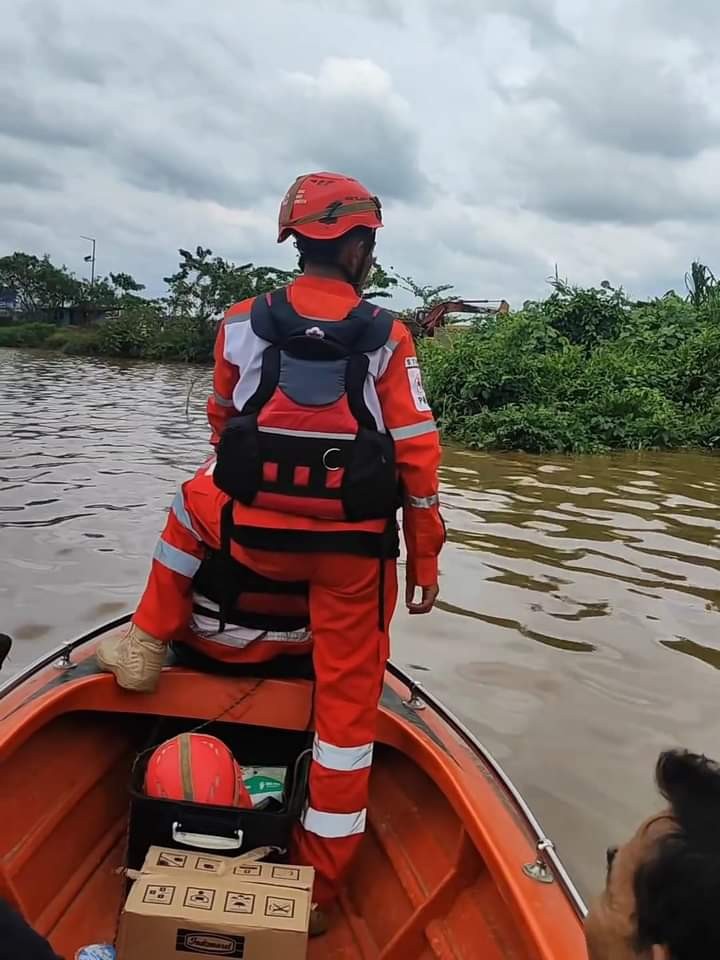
left=214, top=287, right=399, bottom=524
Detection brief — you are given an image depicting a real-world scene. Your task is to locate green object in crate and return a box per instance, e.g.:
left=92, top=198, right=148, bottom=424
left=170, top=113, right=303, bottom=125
left=242, top=766, right=287, bottom=806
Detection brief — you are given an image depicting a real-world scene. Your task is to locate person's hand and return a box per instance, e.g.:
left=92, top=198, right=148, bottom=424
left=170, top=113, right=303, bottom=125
left=405, top=579, right=439, bottom=615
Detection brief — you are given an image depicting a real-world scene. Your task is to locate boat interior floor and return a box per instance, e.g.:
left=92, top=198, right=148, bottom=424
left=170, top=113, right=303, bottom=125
left=1, top=709, right=532, bottom=960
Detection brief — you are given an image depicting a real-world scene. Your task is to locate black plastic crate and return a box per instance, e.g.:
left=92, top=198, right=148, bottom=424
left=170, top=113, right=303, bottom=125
left=127, top=717, right=312, bottom=869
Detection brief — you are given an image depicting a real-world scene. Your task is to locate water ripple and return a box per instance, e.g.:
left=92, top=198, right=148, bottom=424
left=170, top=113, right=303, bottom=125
left=1, top=347, right=720, bottom=901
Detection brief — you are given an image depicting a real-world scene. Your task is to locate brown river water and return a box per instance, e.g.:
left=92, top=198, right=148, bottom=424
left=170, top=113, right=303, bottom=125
left=2, top=347, right=720, bottom=901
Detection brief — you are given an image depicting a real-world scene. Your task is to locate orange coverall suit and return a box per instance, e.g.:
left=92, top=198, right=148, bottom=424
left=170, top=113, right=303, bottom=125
left=133, top=275, right=444, bottom=904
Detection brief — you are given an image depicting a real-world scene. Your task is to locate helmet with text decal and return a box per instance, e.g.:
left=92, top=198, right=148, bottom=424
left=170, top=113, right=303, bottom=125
left=277, top=171, right=383, bottom=243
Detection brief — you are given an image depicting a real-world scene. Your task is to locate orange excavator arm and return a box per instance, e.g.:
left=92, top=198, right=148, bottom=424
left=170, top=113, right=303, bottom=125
left=410, top=298, right=510, bottom=338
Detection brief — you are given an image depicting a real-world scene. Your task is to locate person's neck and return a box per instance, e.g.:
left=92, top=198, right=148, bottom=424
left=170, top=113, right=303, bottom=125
left=303, top=264, right=351, bottom=283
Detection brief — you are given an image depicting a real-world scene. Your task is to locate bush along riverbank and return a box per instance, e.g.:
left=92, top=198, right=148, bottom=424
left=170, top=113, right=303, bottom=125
left=0, top=247, right=300, bottom=363
left=418, top=272, right=720, bottom=453
left=0, top=246, right=397, bottom=364
left=2, top=247, right=719, bottom=453
left=0, top=310, right=217, bottom=363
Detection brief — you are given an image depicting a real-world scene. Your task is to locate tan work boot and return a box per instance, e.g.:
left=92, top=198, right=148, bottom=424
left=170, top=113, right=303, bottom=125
left=309, top=904, right=329, bottom=937
left=96, top=624, right=166, bottom=693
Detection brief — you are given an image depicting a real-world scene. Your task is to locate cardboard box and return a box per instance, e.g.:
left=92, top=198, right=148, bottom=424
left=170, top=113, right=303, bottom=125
left=116, top=846, right=314, bottom=960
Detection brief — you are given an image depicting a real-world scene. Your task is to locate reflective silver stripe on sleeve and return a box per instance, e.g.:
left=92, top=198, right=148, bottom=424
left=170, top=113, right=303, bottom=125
left=408, top=494, right=440, bottom=509
left=313, top=735, right=373, bottom=772
left=301, top=806, right=367, bottom=839
left=389, top=420, right=438, bottom=441
left=153, top=539, right=201, bottom=577
left=213, top=390, right=234, bottom=408
left=171, top=490, right=200, bottom=539
left=224, top=311, right=251, bottom=326
left=377, top=338, right=400, bottom=379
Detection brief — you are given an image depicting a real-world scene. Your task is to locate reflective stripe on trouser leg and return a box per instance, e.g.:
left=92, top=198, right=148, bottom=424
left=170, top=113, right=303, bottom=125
left=133, top=505, right=206, bottom=643
left=312, top=735, right=373, bottom=772
left=293, top=554, right=398, bottom=906
left=171, top=489, right=201, bottom=538
left=302, top=806, right=367, bottom=838
left=407, top=493, right=439, bottom=509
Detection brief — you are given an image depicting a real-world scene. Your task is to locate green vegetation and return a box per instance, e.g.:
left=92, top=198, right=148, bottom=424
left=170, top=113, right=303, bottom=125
left=418, top=270, right=720, bottom=453
left=0, top=247, right=397, bottom=362
left=2, top=246, right=719, bottom=453
left=0, top=323, right=58, bottom=348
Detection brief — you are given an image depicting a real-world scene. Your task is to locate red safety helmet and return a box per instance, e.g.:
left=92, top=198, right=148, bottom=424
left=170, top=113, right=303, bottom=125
left=144, top=733, right=252, bottom=808
left=277, top=171, right=383, bottom=243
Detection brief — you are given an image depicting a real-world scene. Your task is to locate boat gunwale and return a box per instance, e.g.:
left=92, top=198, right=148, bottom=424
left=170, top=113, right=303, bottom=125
left=0, top=614, right=588, bottom=920
left=0, top=614, right=134, bottom=700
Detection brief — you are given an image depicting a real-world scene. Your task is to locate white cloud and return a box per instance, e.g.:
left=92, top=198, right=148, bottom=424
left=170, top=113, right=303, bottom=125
left=517, top=44, right=719, bottom=159
left=279, top=58, right=428, bottom=201
left=1, top=0, right=719, bottom=306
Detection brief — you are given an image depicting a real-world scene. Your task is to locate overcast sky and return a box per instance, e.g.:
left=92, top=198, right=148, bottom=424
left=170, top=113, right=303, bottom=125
left=3, top=0, right=720, bottom=306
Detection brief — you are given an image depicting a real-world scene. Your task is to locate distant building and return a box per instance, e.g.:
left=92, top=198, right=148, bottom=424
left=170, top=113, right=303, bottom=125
left=2, top=292, right=120, bottom=326
left=10, top=303, right=119, bottom=326
left=0, top=287, right=18, bottom=317
left=55, top=304, right=119, bottom=326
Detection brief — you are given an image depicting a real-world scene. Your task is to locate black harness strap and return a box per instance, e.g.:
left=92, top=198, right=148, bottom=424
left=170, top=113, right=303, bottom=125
left=193, top=604, right=308, bottom=633
left=240, top=343, right=281, bottom=416
left=205, top=504, right=311, bottom=635
left=377, top=516, right=398, bottom=631
left=194, top=548, right=308, bottom=598
left=218, top=498, right=235, bottom=633
left=345, top=352, right=376, bottom=430
left=230, top=523, right=399, bottom=558
left=249, top=287, right=394, bottom=355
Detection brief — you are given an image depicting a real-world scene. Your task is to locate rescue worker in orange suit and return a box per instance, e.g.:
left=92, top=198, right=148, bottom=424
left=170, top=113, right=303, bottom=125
left=96, top=171, right=445, bottom=927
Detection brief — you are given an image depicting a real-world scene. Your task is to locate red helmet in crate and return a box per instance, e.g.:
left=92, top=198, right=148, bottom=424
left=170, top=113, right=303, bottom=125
left=144, top=733, right=252, bottom=807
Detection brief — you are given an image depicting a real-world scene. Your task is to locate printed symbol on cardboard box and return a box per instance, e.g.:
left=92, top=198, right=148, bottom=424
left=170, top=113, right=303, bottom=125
left=143, top=884, right=176, bottom=905
left=195, top=856, right=223, bottom=873
left=265, top=896, right=295, bottom=919
left=233, top=863, right=262, bottom=878
left=184, top=887, right=215, bottom=910
left=157, top=852, right=187, bottom=869
left=224, top=891, right=255, bottom=915
left=271, top=866, right=300, bottom=882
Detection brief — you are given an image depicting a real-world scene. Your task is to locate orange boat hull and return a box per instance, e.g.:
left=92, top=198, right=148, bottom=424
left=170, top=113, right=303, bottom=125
left=0, top=626, right=587, bottom=959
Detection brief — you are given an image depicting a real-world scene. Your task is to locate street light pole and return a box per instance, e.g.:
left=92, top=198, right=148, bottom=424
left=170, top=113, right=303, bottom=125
left=81, top=235, right=96, bottom=289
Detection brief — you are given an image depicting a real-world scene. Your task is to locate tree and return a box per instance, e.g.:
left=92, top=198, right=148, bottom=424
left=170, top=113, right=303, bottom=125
left=541, top=278, right=629, bottom=348
left=78, top=276, right=117, bottom=308
left=0, top=252, right=83, bottom=317
left=685, top=261, right=720, bottom=312
left=163, top=247, right=295, bottom=322
left=364, top=262, right=398, bottom=300
left=110, top=272, right=145, bottom=294
left=394, top=273, right=454, bottom=308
